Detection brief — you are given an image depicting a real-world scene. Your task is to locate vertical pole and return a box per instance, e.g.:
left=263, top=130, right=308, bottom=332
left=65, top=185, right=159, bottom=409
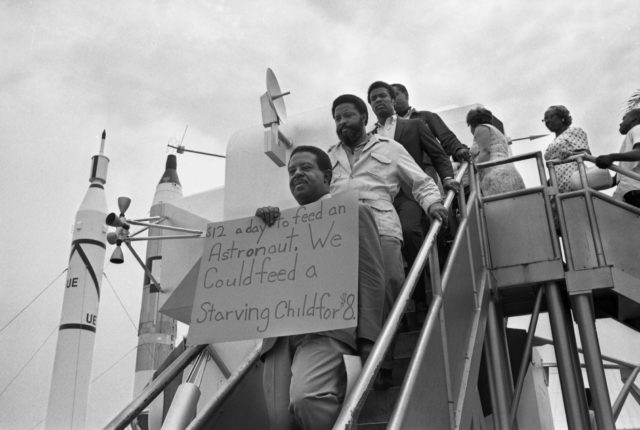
left=572, top=293, right=615, bottom=429
left=483, top=344, right=499, bottom=430
left=485, top=298, right=511, bottom=430
left=566, top=299, right=590, bottom=420
left=545, top=282, right=591, bottom=429
left=546, top=161, right=560, bottom=191
left=534, top=152, right=548, bottom=185
left=495, top=304, right=515, bottom=394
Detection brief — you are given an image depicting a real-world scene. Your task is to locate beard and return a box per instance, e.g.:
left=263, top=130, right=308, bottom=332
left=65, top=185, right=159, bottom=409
left=337, top=123, right=365, bottom=147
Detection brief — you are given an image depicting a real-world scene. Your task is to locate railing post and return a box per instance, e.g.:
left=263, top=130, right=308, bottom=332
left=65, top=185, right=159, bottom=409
left=546, top=160, right=560, bottom=191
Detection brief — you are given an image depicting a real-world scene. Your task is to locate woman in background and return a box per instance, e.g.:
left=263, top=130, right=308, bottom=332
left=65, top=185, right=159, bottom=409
left=542, top=105, right=591, bottom=192
left=467, top=106, right=525, bottom=196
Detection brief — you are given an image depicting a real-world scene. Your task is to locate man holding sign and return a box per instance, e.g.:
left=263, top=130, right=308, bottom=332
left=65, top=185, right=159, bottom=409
left=256, top=145, right=386, bottom=430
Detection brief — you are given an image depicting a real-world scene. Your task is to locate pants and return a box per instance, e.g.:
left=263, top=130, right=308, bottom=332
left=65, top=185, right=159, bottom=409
left=394, top=191, right=427, bottom=270
left=393, top=192, right=431, bottom=302
left=379, top=235, right=405, bottom=369
left=262, top=334, right=353, bottom=430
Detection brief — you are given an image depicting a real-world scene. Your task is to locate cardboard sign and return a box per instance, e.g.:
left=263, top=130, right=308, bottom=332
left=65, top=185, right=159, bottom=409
left=188, top=192, right=359, bottom=345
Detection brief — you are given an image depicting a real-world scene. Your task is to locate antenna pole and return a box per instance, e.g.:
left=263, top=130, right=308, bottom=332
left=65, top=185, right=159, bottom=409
left=99, top=130, right=106, bottom=155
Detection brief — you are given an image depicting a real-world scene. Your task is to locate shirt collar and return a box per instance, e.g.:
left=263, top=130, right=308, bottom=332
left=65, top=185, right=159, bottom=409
left=399, top=107, right=416, bottom=119
left=362, top=133, right=383, bottom=151
left=337, top=135, right=369, bottom=154
left=336, top=133, right=381, bottom=154
left=375, top=113, right=397, bottom=129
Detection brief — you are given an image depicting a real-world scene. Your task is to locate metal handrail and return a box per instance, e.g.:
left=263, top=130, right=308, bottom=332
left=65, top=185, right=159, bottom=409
left=388, top=185, right=478, bottom=429
left=186, top=343, right=262, bottom=429
left=547, top=153, right=640, bottom=184
left=475, top=150, right=544, bottom=170
left=332, top=162, right=469, bottom=429
left=557, top=187, right=640, bottom=215
left=475, top=151, right=549, bottom=193
left=104, top=344, right=207, bottom=430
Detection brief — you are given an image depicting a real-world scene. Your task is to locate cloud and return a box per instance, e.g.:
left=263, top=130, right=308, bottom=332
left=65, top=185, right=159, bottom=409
left=1, top=1, right=639, bottom=427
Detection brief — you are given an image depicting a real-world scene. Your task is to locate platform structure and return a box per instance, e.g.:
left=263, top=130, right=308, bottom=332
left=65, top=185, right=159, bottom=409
left=105, top=114, right=640, bottom=430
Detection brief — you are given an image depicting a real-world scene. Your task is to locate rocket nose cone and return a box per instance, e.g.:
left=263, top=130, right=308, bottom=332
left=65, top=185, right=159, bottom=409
left=159, top=154, right=181, bottom=185
left=166, top=154, right=177, bottom=170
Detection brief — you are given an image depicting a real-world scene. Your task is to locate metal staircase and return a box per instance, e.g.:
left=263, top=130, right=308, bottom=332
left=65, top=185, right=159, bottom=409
left=106, top=151, right=640, bottom=430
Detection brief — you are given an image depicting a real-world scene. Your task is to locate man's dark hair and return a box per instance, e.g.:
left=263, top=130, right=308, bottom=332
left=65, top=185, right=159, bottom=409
left=466, top=106, right=494, bottom=128
left=391, top=83, right=408, bottom=98
left=626, top=108, right=640, bottom=121
left=332, top=94, right=368, bottom=125
left=367, top=81, right=395, bottom=103
left=290, top=145, right=333, bottom=182
left=546, top=105, right=573, bottom=126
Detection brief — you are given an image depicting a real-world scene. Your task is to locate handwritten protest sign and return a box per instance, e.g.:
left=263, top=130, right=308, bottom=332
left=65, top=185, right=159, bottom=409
left=187, top=192, right=359, bottom=345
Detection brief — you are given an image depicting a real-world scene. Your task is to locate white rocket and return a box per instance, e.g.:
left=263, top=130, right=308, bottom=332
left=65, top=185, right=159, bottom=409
left=45, top=131, right=109, bottom=430
left=132, top=154, right=183, bottom=428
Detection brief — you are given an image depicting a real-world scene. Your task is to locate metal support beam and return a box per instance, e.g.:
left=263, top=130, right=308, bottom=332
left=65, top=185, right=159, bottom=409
left=483, top=344, right=500, bottom=430
left=572, top=293, right=616, bottom=429
left=613, top=365, right=640, bottom=420
left=545, top=282, right=591, bottom=429
left=509, top=286, right=545, bottom=428
left=485, top=298, right=511, bottom=430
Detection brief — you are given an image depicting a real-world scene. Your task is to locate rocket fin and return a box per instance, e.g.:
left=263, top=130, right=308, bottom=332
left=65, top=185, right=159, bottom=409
left=159, top=259, right=201, bottom=325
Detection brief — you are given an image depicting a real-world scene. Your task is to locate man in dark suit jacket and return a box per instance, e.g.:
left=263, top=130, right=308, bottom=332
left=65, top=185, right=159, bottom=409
left=367, top=81, right=459, bottom=303
left=369, top=81, right=457, bottom=188
left=256, top=145, right=385, bottom=430
left=391, top=83, right=471, bottom=163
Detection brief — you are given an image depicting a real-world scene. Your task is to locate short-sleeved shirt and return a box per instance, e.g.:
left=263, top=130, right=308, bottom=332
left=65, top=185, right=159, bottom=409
left=613, top=124, right=640, bottom=200
left=544, top=126, right=590, bottom=193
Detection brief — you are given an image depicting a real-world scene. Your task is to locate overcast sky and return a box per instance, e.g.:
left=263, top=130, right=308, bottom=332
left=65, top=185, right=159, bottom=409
left=1, top=1, right=638, bottom=428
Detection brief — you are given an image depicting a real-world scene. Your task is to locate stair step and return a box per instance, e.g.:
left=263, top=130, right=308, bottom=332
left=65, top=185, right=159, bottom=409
left=394, top=331, right=419, bottom=359
left=357, top=358, right=412, bottom=425
left=355, top=303, right=427, bottom=427
left=357, top=422, right=388, bottom=430
left=357, top=387, right=400, bottom=423
left=390, top=358, right=410, bottom=386
left=403, top=299, right=429, bottom=331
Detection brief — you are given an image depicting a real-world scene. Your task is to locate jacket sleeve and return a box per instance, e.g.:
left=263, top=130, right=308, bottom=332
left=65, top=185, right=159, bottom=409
left=417, top=121, right=454, bottom=179
left=356, top=205, right=385, bottom=343
left=393, top=141, right=443, bottom=211
left=422, top=111, right=468, bottom=157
